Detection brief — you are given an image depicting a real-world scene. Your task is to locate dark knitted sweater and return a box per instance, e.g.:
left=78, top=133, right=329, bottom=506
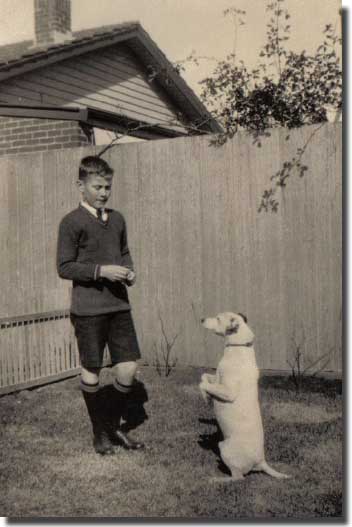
left=57, top=205, right=134, bottom=316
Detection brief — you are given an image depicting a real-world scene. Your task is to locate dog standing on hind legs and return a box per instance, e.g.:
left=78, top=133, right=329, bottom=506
left=199, top=312, right=290, bottom=481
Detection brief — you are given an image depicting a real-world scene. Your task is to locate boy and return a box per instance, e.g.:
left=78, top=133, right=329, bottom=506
left=57, top=155, right=144, bottom=455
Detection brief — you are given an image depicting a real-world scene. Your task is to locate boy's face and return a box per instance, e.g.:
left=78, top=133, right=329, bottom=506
left=77, top=173, right=113, bottom=209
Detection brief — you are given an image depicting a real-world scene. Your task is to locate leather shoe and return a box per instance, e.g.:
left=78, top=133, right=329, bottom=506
left=93, top=430, right=115, bottom=456
left=111, top=429, right=145, bottom=450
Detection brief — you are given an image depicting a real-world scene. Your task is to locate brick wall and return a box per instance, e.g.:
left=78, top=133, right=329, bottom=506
left=34, top=0, right=72, bottom=45
left=0, top=118, right=92, bottom=157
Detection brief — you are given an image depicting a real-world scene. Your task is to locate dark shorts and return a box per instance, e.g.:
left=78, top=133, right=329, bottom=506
left=70, top=310, right=141, bottom=368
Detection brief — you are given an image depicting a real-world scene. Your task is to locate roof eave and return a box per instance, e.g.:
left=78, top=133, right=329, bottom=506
left=131, top=27, right=222, bottom=134
left=0, top=103, right=186, bottom=139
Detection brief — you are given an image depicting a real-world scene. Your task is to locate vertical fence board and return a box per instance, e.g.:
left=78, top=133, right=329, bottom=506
left=0, top=125, right=342, bottom=393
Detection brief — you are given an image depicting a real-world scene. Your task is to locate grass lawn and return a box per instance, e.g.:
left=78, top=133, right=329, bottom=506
left=0, top=367, right=342, bottom=519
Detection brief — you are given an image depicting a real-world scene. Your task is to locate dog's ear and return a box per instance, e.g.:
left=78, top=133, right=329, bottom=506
left=226, top=316, right=239, bottom=334
left=238, top=312, right=248, bottom=324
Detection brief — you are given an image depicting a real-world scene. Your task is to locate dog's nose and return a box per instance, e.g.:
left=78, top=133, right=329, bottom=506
left=200, top=318, right=205, bottom=323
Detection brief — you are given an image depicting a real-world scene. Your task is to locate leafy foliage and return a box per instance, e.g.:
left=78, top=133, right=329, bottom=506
left=200, top=0, right=341, bottom=137
left=197, top=0, right=342, bottom=211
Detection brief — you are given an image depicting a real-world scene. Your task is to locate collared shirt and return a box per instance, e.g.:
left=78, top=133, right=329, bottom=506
left=80, top=200, right=108, bottom=222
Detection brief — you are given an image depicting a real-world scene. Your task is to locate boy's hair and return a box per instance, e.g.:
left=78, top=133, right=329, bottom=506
left=79, top=156, right=113, bottom=181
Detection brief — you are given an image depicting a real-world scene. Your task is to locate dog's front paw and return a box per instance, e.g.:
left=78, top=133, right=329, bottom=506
left=199, top=383, right=211, bottom=404
left=201, top=373, right=208, bottom=383
left=199, top=381, right=208, bottom=391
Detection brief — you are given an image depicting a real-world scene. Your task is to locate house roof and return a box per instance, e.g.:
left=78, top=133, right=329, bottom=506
left=0, top=23, right=139, bottom=66
left=0, top=22, right=222, bottom=135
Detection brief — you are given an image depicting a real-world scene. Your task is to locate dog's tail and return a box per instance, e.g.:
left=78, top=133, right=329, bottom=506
left=254, top=461, right=291, bottom=479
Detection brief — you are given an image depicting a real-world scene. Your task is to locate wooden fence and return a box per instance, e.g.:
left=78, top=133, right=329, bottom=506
left=0, top=311, right=79, bottom=394
left=0, top=123, right=342, bottom=393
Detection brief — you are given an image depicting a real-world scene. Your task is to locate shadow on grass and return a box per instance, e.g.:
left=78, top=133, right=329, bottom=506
left=198, top=417, right=221, bottom=455
left=197, top=412, right=342, bottom=472
left=197, top=418, right=231, bottom=476
left=123, top=379, right=149, bottom=432
left=100, top=380, right=149, bottom=433
left=316, top=491, right=343, bottom=517
left=259, top=375, right=342, bottom=397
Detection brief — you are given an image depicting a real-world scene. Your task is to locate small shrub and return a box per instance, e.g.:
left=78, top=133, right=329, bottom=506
left=287, top=333, right=331, bottom=393
left=153, top=312, right=179, bottom=377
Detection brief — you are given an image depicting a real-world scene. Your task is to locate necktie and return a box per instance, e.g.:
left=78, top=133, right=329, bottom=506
left=97, top=208, right=105, bottom=222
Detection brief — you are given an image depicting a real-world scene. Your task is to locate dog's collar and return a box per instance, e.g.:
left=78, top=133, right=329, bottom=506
left=225, top=342, right=253, bottom=348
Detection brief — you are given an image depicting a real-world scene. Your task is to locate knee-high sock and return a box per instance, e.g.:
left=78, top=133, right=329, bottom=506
left=109, top=379, right=134, bottom=428
left=79, top=380, right=115, bottom=454
left=80, top=380, right=101, bottom=432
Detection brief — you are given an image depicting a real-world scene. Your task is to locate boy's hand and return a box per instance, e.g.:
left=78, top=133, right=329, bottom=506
left=100, top=265, right=131, bottom=282
left=126, top=270, right=136, bottom=286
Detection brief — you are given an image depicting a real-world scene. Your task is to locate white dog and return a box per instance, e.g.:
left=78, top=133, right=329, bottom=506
left=199, top=312, right=290, bottom=481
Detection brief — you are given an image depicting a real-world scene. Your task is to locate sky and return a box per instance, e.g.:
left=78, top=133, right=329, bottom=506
left=0, top=0, right=342, bottom=96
